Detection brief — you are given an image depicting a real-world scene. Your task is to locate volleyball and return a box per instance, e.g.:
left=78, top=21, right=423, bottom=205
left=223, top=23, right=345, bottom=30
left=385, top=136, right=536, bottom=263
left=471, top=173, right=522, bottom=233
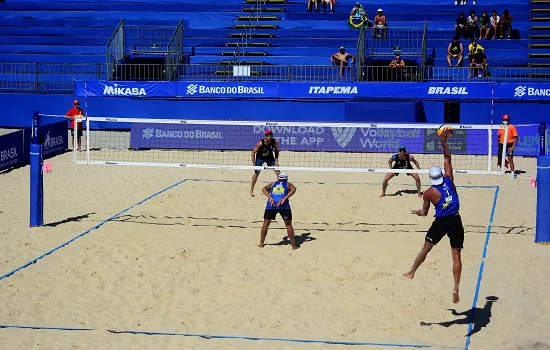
left=437, top=124, right=454, bottom=136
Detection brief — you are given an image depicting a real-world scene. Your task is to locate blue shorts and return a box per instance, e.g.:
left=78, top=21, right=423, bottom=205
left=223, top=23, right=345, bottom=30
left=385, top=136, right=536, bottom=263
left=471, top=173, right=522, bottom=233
left=255, top=158, right=276, bottom=167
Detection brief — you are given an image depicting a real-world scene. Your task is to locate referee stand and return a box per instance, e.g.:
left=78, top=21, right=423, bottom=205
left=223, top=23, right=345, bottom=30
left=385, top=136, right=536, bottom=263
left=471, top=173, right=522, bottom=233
left=536, top=121, right=549, bottom=245
left=30, top=111, right=44, bottom=227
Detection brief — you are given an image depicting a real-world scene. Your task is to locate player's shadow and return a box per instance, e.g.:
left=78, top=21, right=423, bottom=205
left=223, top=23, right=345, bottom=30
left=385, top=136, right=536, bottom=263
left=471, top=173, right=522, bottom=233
left=387, top=189, right=422, bottom=197
left=420, top=296, right=499, bottom=337
left=267, top=232, right=316, bottom=247
left=504, top=170, right=526, bottom=175
left=45, top=213, right=95, bottom=227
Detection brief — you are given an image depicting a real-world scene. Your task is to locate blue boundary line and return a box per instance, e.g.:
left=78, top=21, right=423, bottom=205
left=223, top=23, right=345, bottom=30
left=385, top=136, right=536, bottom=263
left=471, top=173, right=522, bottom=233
left=0, top=325, right=93, bottom=331
left=464, top=186, right=500, bottom=350
left=0, top=179, right=188, bottom=282
left=107, top=329, right=440, bottom=348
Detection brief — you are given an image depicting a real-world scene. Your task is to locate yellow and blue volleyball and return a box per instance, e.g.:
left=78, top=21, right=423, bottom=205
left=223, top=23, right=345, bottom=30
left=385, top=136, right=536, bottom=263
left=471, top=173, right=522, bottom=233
left=437, top=124, right=454, bottom=136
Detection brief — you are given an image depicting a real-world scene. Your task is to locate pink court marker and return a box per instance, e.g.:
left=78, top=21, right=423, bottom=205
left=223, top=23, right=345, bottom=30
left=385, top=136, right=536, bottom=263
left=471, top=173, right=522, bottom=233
left=43, top=163, right=52, bottom=173
left=530, top=178, right=537, bottom=188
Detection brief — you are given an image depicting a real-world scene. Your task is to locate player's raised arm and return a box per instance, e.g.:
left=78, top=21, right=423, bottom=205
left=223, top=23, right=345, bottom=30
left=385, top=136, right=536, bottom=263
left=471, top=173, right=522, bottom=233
left=440, top=132, right=453, bottom=182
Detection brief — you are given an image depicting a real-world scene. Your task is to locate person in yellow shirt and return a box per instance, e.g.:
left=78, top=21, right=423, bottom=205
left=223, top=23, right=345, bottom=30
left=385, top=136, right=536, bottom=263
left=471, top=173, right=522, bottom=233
left=497, top=114, right=519, bottom=179
left=467, top=39, right=484, bottom=63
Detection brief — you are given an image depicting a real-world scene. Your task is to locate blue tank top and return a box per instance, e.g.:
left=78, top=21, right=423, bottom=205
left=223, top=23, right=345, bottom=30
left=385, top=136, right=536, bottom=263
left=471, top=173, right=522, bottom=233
left=433, top=177, right=460, bottom=218
left=266, top=181, right=291, bottom=210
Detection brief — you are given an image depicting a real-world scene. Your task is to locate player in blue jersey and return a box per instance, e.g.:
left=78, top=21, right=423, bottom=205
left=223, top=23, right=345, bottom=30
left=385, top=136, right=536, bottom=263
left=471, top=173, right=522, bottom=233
left=259, top=173, right=298, bottom=250
left=403, top=130, right=464, bottom=304
left=250, top=130, right=280, bottom=197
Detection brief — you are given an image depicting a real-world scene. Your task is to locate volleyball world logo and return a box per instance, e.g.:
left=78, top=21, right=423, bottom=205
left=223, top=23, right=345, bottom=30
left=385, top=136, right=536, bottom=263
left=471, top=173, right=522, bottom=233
left=331, top=127, right=356, bottom=148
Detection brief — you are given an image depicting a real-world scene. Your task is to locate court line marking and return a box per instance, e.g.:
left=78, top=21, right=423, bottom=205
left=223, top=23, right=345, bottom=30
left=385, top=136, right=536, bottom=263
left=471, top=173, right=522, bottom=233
left=0, top=325, right=93, bottom=331
left=0, top=179, right=189, bottom=282
left=464, top=186, right=500, bottom=350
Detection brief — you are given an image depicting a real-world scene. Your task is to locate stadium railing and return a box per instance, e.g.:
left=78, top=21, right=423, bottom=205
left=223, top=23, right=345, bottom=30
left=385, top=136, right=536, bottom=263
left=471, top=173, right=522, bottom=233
left=1, top=63, right=550, bottom=93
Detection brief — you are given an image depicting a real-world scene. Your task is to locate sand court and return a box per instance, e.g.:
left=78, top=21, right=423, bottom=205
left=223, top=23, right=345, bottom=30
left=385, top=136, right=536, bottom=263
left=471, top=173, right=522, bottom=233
left=1, top=153, right=549, bottom=349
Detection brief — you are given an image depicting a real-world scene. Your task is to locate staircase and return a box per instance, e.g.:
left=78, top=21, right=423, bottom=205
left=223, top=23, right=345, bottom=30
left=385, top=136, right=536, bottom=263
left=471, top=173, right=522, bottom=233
left=529, top=0, right=550, bottom=70
left=216, top=0, right=285, bottom=76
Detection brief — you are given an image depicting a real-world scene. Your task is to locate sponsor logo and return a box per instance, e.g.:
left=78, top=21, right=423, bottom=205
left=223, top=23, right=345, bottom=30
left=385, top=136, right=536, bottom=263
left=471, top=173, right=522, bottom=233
left=43, top=131, right=64, bottom=150
left=142, top=128, right=223, bottom=140
left=308, top=86, right=358, bottom=95
left=142, top=128, right=155, bottom=140
left=186, top=84, right=264, bottom=95
left=514, top=86, right=550, bottom=98
left=0, top=147, right=18, bottom=162
left=514, top=86, right=526, bottom=98
left=427, top=87, right=468, bottom=95
left=331, top=127, right=356, bottom=148
left=103, top=83, right=146, bottom=96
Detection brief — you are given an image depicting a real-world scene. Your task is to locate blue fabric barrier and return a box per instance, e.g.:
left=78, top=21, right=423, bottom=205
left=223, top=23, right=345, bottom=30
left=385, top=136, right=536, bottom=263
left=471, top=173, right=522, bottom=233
left=0, top=130, right=28, bottom=172
left=536, top=156, right=550, bottom=244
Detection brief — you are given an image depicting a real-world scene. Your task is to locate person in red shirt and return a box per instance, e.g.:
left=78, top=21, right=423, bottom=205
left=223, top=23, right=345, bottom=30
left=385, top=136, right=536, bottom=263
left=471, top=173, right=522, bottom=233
left=497, top=114, right=519, bottom=179
left=65, top=100, right=84, bottom=152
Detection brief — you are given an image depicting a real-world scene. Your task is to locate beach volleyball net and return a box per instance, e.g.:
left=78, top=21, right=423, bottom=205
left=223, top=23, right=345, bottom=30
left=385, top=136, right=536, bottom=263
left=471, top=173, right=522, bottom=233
left=74, top=117, right=507, bottom=175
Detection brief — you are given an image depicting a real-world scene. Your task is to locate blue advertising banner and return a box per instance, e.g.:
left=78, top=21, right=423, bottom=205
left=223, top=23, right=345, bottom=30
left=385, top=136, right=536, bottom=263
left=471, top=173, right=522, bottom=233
left=0, top=130, right=27, bottom=171
left=75, top=81, right=501, bottom=100
left=40, top=121, right=68, bottom=159
left=129, top=123, right=498, bottom=155
left=495, top=84, right=550, bottom=101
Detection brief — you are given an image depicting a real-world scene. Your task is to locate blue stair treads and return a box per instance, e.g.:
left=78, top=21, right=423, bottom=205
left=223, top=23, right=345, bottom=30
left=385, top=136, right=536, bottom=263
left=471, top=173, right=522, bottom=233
left=0, top=54, right=103, bottom=63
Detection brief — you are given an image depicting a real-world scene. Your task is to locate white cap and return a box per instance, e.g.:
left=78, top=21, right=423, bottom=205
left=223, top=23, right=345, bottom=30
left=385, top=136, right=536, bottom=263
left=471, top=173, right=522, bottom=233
left=378, top=8, right=383, bottom=12
left=278, top=173, right=288, bottom=181
left=429, top=166, right=444, bottom=186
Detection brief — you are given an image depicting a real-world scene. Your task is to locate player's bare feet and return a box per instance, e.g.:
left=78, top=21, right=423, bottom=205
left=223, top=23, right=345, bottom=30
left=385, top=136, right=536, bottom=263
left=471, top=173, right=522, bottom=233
left=379, top=193, right=385, bottom=198
left=257, top=243, right=265, bottom=248
left=403, top=271, right=414, bottom=279
left=250, top=189, right=255, bottom=197
left=417, top=193, right=422, bottom=198
left=453, top=290, right=460, bottom=304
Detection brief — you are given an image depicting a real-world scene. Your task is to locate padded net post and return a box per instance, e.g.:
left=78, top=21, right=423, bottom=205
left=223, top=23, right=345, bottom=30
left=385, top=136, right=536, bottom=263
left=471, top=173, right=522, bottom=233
left=536, top=122, right=549, bottom=245
left=75, top=118, right=503, bottom=175
left=30, top=111, right=44, bottom=227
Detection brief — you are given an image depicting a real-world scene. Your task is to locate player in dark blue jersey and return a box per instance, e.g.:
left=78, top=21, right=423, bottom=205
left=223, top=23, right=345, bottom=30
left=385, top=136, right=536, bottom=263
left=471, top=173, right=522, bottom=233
left=403, top=130, right=464, bottom=304
left=250, top=129, right=280, bottom=197
left=380, top=145, right=422, bottom=198
left=259, top=173, right=298, bottom=250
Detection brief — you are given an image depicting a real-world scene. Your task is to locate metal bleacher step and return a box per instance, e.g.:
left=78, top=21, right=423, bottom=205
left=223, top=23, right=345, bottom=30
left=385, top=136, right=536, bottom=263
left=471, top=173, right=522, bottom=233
left=242, top=7, right=285, bottom=12
left=215, top=70, right=262, bottom=76
left=528, top=53, right=550, bottom=58
left=530, top=34, right=550, bottom=39
left=233, top=24, right=278, bottom=30
left=218, top=60, right=265, bottom=65
left=529, top=43, right=550, bottom=49
left=530, top=9, right=550, bottom=13
left=530, top=25, right=550, bottom=30
left=529, top=63, right=550, bottom=67
left=531, top=17, right=550, bottom=22
left=245, top=0, right=287, bottom=3
left=229, top=33, right=275, bottom=38
left=222, top=51, right=268, bottom=56
left=226, top=42, right=271, bottom=47
left=236, top=16, right=281, bottom=21
left=529, top=73, right=550, bottom=79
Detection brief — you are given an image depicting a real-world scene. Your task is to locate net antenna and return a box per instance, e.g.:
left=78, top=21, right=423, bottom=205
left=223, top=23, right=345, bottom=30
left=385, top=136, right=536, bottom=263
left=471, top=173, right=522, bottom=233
left=74, top=117, right=507, bottom=175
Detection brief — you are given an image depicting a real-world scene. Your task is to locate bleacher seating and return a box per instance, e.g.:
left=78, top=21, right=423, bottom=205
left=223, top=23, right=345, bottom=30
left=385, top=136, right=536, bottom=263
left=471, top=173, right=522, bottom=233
left=0, top=0, right=546, bottom=87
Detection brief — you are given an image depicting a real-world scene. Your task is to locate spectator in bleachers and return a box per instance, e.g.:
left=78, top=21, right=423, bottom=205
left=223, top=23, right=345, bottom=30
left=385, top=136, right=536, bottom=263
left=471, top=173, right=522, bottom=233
left=307, top=0, right=320, bottom=12
left=469, top=48, right=489, bottom=78
left=351, top=2, right=366, bottom=17
left=466, top=10, right=479, bottom=40
left=490, top=10, right=500, bottom=40
left=455, top=13, right=468, bottom=40
left=500, top=10, right=513, bottom=39
left=455, top=0, right=476, bottom=4
left=389, top=54, right=405, bottom=81
left=479, top=12, right=490, bottom=40
left=447, top=37, right=464, bottom=67
left=467, top=38, right=484, bottom=63
left=331, top=47, right=355, bottom=77
left=372, top=9, right=387, bottom=39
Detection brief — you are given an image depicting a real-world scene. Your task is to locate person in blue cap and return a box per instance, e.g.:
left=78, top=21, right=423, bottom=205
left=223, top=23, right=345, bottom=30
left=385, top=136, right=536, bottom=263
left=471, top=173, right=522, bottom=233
left=380, top=145, right=422, bottom=198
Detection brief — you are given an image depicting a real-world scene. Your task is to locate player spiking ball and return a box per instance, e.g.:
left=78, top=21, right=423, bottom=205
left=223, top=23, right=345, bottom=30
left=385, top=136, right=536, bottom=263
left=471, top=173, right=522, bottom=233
left=403, top=127, right=465, bottom=304
left=250, top=130, right=280, bottom=197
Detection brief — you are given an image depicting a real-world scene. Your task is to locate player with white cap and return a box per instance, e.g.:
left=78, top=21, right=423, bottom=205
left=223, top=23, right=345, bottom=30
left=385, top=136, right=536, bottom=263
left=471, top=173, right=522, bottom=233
left=403, top=130, right=464, bottom=304
left=259, top=173, right=298, bottom=250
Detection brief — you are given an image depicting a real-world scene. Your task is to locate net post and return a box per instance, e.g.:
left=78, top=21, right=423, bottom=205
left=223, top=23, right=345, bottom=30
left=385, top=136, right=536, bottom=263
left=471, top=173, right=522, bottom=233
left=30, top=111, right=44, bottom=227
left=86, top=117, right=90, bottom=164
left=73, top=116, right=78, bottom=163
left=535, top=122, right=549, bottom=245
left=487, top=128, right=492, bottom=172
